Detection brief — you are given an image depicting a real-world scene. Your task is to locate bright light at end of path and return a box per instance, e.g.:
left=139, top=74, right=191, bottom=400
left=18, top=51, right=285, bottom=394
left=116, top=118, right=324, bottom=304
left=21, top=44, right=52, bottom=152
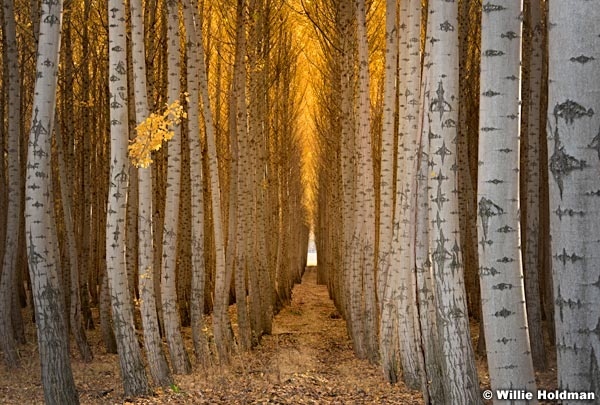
left=307, top=232, right=317, bottom=267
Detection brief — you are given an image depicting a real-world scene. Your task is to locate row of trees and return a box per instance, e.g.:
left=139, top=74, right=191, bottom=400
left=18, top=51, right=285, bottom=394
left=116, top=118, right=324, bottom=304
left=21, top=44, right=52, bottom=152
left=1, top=0, right=310, bottom=402
left=311, top=0, right=598, bottom=404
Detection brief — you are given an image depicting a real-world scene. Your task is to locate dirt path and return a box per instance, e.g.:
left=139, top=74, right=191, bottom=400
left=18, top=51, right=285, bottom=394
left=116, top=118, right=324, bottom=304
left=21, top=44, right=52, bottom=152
left=172, top=266, right=423, bottom=404
left=1, top=267, right=423, bottom=404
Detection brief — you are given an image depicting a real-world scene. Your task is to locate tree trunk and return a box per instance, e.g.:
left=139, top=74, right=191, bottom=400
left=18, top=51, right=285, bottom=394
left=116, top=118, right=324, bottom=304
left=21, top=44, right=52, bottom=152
left=246, top=0, right=271, bottom=341
left=130, top=0, right=173, bottom=385
left=230, top=0, right=252, bottom=351
left=393, top=0, right=425, bottom=389
left=414, top=114, right=444, bottom=404
left=55, top=118, right=93, bottom=362
left=106, top=0, right=150, bottom=395
left=457, top=0, right=481, bottom=323
left=354, top=0, right=378, bottom=364
left=0, top=0, right=22, bottom=368
left=24, top=0, right=80, bottom=400
left=0, top=41, right=5, bottom=278
left=337, top=0, right=358, bottom=353
left=377, top=0, right=399, bottom=383
left=522, top=0, right=547, bottom=372
left=547, top=0, right=600, bottom=397
left=79, top=0, right=95, bottom=330
left=422, top=1, right=480, bottom=403
left=126, top=167, right=139, bottom=305
left=161, top=0, right=192, bottom=374
left=181, top=0, right=212, bottom=366
left=99, top=268, right=118, bottom=353
left=190, top=0, right=233, bottom=362
left=477, top=1, right=537, bottom=400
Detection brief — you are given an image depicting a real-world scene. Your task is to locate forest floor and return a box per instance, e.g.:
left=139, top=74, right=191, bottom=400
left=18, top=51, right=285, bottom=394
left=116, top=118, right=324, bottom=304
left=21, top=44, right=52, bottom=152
left=1, top=267, right=557, bottom=404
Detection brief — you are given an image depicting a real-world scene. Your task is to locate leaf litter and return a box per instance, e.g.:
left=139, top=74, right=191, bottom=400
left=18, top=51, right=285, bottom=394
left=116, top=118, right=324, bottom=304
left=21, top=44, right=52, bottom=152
left=1, top=267, right=557, bottom=404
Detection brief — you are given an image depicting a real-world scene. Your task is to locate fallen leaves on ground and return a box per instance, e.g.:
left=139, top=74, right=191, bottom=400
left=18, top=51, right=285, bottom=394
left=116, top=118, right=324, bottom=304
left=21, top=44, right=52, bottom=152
left=0, top=267, right=556, bottom=404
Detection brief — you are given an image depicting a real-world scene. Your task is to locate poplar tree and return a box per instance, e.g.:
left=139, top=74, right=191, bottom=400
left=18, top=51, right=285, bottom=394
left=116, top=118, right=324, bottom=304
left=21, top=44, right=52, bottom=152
left=421, top=1, right=480, bottom=402
left=130, top=0, right=173, bottom=385
left=24, top=0, right=79, bottom=400
left=161, top=0, right=192, bottom=374
left=0, top=0, right=22, bottom=368
left=477, top=2, right=537, bottom=400
left=106, top=0, right=149, bottom=394
left=548, top=0, right=600, bottom=397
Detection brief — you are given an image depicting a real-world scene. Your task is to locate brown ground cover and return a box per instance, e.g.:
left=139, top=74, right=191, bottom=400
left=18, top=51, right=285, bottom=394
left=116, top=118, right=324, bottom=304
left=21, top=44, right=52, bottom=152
left=0, top=267, right=557, bottom=404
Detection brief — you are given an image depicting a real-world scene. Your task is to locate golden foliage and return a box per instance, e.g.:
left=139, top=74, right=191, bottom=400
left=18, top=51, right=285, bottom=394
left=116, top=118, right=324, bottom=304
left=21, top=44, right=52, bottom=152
left=128, top=99, right=187, bottom=168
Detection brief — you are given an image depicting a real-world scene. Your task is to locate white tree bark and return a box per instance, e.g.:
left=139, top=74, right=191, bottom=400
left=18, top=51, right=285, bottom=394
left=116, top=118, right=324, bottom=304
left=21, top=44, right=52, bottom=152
left=477, top=2, right=537, bottom=401
left=161, top=0, right=192, bottom=374
left=392, top=0, right=425, bottom=389
left=130, top=0, right=173, bottom=385
left=377, top=0, right=399, bottom=382
left=246, top=0, right=270, bottom=340
left=107, top=0, right=149, bottom=394
left=548, top=0, right=600, bottom=398
left=230, top=0, right=253, bottom=351
left=184, top=0, right=232, bottom=362
left=181, top=0, right=211, bottom=365
left=422, top=1, right=480, bottom=402
left=353, top=0, right=378, bottom=363
left=337, top=0, right=358, bottom=341
left=24, top=0, right=79, bottom=400
left=414, top=114, right=444, bottom=403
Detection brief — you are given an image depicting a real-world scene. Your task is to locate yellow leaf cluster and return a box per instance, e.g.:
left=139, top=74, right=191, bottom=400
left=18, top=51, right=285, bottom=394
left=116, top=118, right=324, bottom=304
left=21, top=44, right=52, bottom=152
left=128, top=99, right=186, bottom=168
